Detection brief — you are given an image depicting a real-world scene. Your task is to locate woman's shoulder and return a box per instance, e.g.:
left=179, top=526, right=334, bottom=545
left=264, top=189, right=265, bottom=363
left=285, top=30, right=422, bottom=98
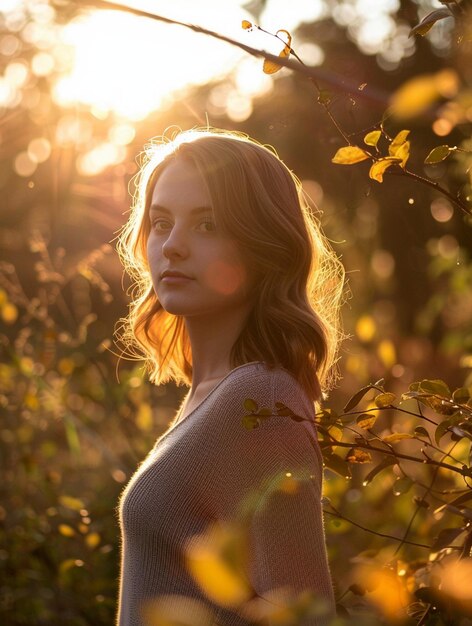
left=218, top=361, right=315, bottom=419
left=212, top=361, right=322, bottom=472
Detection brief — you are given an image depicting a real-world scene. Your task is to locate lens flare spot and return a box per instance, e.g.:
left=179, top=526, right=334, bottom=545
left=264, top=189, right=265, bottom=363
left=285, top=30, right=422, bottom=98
left=204, top=260, right=245, bottom=296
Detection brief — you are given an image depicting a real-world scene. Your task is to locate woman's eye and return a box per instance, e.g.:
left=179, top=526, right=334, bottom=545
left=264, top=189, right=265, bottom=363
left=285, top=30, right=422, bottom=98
left=151, top=219, right=171, bottom=231
left=198, top=219, right=216, bottom=232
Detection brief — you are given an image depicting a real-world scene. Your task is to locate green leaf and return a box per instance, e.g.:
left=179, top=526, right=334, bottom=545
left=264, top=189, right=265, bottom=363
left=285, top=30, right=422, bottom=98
left=318, top=89, right=332, bottom=105
left=242, top=415, right=260, bottom=430
left=375, top=392, right=396, bottom=408
left=424, top=145, right=452, bottom=164
left=413, top=496, right=430, bottom=509
left=431, top=527, right=465, bottom=552
left=419, top=379, right=451, bottom=397
left=364, top=130, right=381, bottom=147
left=452, top=387, right=471, bottom=404
left=64, top=414, right=81, bottom=456
left=435, top=418, right=451, bottom=445
left=435, top=492, right=472, bottom=517
left=344, top=384, right=373, bottom=412
left=363, top=457, right=396, bottom=486
left=414, top=426, right=431, bottom=441
left=410, top=8, right=452, bottom=37
left=243, top=398, right=258, bottom=413
left=324, top=453, right=352, bottom=479
left=275, top=402, right=294, bottom=416
left=316, top=408, right=339, bottom=424
left=289, top=414, right=306, bottom=423
left=393, top=477, right=413, bottom=495
left=332, top=146, right=370, bottom=165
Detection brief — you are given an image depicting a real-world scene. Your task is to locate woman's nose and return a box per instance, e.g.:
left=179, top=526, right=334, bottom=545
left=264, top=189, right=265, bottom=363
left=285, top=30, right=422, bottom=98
left=161, top=226, right=189, bottom=259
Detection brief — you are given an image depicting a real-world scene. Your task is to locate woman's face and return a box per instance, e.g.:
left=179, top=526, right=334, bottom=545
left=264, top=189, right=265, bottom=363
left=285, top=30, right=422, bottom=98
left=146, top=157, right=253, bottom=320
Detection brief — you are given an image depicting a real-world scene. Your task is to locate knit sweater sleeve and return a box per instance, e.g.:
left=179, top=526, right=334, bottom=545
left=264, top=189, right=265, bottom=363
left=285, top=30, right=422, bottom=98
left=208, top=367, right=335, bottom=626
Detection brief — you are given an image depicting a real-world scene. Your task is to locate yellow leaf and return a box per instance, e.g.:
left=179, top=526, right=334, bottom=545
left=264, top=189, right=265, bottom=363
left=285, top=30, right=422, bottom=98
left=263, top=29, right=291, bottom=74
left=184, top=522, right=252, bottom=607
left=24, top=392, right=39, bottom=410
left=19, top=357, right=34, bottom=375
left=136, top=402, right=153, bottom=431
left=85, top=532, right=101, bottom=549
left=357, top=414, right=377, bottom=430
left=369, top=158, right=400, bottom=183
left=59, top=495, right=85, bottom=511
left=58, top=358, right=75, bottom=376
left=2, top=302, right=18, bottom=324
left=395, top=142, right=410, bottom=168
left=364, top=130, right=381, bottom=147
left=375, top=392, right=396, bottom=408
left=346, top=448, right=373, bottom=464
left=59, top=558, right=77, bottom=575
left=355, top=564, right=411, bottom=619
left=440, top=559, right=472, bottom=602
left=58, top=524, right=76, bottom=537
left=332, top=146, right=370, bottom=165
left=389, top=131, right=410, bottom=168
left=389, top=130, right=410, bottom=154
left=382, top=433, right=414, bottom=443
left=391, top=70, right=458, bottom=119
left=241, top=20, right=252, bottom=30
left=327, top=424, right=343, bottom=443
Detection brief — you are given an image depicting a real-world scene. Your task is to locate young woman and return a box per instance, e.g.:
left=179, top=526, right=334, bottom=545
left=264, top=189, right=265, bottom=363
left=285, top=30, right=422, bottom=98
left=115, top=128, right=345, bottom=626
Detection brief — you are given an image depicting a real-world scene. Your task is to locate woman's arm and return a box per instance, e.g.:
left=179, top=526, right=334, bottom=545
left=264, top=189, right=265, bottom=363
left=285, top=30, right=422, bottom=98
left=209, top=366, right=336, bottom=626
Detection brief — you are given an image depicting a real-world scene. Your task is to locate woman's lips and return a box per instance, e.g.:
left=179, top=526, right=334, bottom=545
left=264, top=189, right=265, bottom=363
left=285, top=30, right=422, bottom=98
left=161, top=276, right=194, bottom=284
left=161, top=270, right=193, bottom=285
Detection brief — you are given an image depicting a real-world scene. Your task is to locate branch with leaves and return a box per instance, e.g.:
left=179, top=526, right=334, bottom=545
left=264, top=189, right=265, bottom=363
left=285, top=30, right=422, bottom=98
left=242, top=21, right=472, bottom=216
left=242, top=376, right=472, bottom=624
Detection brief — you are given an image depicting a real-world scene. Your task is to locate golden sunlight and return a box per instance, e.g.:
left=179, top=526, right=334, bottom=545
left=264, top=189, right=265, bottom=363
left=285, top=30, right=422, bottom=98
left=52, top=2, right=255, bottom=121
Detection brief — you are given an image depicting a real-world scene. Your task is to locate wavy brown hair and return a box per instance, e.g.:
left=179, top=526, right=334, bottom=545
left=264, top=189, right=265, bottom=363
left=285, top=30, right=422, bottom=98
left=116, top=128, right=346, bottom=402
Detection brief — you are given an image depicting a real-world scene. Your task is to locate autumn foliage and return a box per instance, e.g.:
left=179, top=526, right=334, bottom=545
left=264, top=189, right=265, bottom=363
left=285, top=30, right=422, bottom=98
left=2, top=1, right=472, bottom=625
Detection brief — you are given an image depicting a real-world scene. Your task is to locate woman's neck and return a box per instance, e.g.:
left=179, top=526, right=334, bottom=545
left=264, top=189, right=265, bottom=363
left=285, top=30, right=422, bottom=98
left=184, top=304, right=252, bottom=389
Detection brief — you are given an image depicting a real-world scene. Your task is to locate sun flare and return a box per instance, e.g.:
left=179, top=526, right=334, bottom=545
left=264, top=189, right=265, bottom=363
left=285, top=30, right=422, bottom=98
left=52, top=4, right=249, bottom=121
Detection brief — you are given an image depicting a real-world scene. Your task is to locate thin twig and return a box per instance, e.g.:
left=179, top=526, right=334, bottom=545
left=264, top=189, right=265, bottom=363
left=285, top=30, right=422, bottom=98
left=388, top=167, right=472, bottom=216
left=76, top=0, right=389, bottom=106
left=324, top=506, right=437, bottom=550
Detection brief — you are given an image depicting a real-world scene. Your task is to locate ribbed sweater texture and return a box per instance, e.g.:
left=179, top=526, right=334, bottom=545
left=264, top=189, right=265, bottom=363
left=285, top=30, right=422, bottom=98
left=117, top=362, right=335, bottom=626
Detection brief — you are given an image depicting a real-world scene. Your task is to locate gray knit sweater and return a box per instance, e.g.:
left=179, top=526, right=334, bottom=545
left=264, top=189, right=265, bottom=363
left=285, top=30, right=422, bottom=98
left=117, top=362, right=335, bottom=626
